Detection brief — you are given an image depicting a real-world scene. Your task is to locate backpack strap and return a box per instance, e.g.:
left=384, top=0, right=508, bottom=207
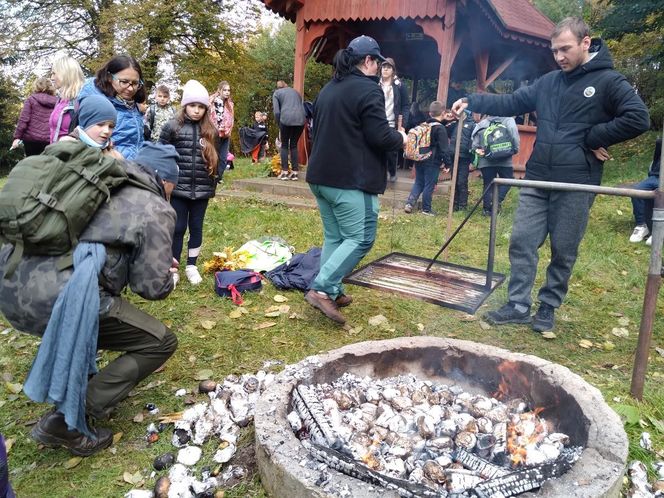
left=228, top=284, right=244, bottom=305
left=149, top=104, right=156, bottom=130
left=3, top=240, right=24, bottom=279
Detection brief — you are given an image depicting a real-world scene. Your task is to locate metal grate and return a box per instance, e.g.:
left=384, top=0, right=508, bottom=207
left=344, top=252, right=505, bottom=314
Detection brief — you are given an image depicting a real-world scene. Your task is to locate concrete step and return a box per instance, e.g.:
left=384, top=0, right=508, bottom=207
left=219, top=177, right=451, bottom=211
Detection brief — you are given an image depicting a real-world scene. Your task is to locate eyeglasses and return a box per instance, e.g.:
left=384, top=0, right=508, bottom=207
left=112, top=74, right=143, bottom=89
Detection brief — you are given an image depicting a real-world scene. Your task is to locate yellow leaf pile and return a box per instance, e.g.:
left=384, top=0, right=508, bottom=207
left=202, top=247, right=252, bottom=273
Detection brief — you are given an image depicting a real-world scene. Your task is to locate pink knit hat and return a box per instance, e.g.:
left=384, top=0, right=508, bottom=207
left=181, top=80, right=209, bottom=107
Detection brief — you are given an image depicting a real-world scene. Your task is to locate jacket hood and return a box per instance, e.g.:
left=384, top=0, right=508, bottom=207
left=32, top=92, right=57, bottom=108
left=568, top=38, right=613, bottom=79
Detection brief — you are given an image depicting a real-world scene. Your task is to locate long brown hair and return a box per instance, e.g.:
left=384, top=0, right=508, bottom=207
left=176, top=106, right=219, bottom=177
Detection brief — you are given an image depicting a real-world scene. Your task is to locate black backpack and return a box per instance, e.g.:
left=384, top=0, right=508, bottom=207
left=481, top=120, right=516, bottom=159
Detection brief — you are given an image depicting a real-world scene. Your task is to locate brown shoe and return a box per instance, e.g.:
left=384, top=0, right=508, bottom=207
left=31, top=409, right=113, bottom=457
left=335, top=294, right=353, bottom=307
left=305, top=290, right=346, bottom=324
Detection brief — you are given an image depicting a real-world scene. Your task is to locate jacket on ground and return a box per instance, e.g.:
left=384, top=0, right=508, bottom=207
left=0, top=162, right=176, bottom=335
left=306, top=69, right=404, bottom=195
left=467, top=39, right=649, bottom=185
left=160, top=118, right=216, bottom=200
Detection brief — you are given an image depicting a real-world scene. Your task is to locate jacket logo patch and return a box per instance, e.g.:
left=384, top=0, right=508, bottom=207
left=583, top=86, right=596, bottom=98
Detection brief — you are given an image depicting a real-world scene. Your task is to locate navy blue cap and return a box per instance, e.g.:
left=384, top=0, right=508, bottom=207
left=347, top=35, right=385, bottom=62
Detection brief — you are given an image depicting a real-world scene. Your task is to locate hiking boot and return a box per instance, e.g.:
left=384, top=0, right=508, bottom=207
left=305, top=290, right=346, bottom=324
left=484, top=302, right=531, bottom=325
left=185, top=265, right=202, bottom=285
left=532, top=303, right=555, bottom=333
left=31, top=409, right=113, bottom=457
left=277, top=171, right=289, bottom=180
left=629, top=225, right=649, bottom=243
left=335, top=294, right=353, bottom=307
left=404, top=203, right=413, bottom=214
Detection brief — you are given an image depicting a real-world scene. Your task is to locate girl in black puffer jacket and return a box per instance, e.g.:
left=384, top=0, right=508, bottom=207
left=160, top=80, right=218, bottom=285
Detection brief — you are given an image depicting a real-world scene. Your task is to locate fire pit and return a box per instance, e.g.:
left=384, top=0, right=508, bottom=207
left=255, top=337, right=627, bottom=497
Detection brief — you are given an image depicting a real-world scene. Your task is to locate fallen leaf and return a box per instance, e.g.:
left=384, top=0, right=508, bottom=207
left=200, top=320, right=216, bottom=330
left=541, top=331, right=557, bottom=339
left=278, top=305, right=290, bottom=313
left=578, top=339, right=593, bottom=349
left=368, top=315, right=388, bottom=327
left=612, top=404, right=640, bottom=425
left=289, top=313, right=301, bottom=319
left=123, top=470, right=143, bottom=485
left=188, top=355, right=197, bottom=364
left=64, top=457, right=83, bottom=469
left=347, top=326, right=363, bottom=336
left=273, top=295, right=288, bottom=303
left=229, top=309, right=243, bottom=319
left=656, top=347, right=664, bottom=358
left=264, top=311, right=281, bottom=318
left=4, top=438, right=14, bottom=454
left=254, top=321, right=276, bottom=330
left=265, top=305, right=280, bottom=313
left=646, top=414, right=664, bottom=434
left=608, top=312, right=624, bottom=317
left=479, top=320, right=492, bottom=330
left=417, top=323, right=425, bottom=331
left=602, top=341, right=616, bottom=351
left=616, top=209, right=623, bottom=215
left=618, top=317, right=630, bottom=327
left=612, top=327, right=629, bottom=338
left=4, top=382, right=23, bottom=394
left=459, top=314, right=477, bottom=322
left=133, top=412, right=144, bottom=423
left=194, top=369, right=214, bottom=381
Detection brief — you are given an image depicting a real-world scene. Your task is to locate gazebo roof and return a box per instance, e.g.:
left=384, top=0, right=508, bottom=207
left=261, top=0, right=555, bottom=43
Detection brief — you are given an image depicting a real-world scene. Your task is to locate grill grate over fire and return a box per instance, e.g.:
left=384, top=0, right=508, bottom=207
left=289, top=373, right=582, bottom=497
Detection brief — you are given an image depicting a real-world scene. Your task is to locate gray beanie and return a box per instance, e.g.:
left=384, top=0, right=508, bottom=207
left=135, top=143, right=180, bottom=185
left=78, top=95, right=117, bottom=130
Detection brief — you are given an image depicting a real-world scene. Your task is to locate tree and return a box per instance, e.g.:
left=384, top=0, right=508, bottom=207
left=0, top=74, right=22, bottom=175
left=532, top=0, right=583, bottom=23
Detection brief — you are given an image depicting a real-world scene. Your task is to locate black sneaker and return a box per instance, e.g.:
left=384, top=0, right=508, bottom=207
left=533, top=303, right=555, bottom=332
left=484, top=302, right=531, bottom=325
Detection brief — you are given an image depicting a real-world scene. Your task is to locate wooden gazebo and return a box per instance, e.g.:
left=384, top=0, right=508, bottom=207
left=260, top=0, right=557, bottom=170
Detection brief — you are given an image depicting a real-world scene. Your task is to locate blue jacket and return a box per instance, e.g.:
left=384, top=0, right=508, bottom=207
left=78, top=78, right=145, bottom=160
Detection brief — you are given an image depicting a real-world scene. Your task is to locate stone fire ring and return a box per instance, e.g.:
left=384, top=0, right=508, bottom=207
left=255, top=337, right=627, bottom=498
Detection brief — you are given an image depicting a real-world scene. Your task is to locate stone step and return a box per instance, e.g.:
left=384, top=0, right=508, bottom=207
left=219, top=178, right=451, bottom=210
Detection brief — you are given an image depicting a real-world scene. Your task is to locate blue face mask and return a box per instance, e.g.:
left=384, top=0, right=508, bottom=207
left=77, top=126, right=110, bottom=149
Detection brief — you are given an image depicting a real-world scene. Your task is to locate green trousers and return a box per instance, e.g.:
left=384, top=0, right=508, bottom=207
left=309, top=184, right=379, bottom=299
left=86, top=297, right=178, bottom=419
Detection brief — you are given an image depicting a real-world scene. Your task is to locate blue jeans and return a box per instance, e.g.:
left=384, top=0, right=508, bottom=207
left=406, top=163, right=439, bottom=212
left=631, top=175, right=658, bottom=227
left=480, top=166, right=513, bottom=210
left=308, top=184, right=379, bottom=299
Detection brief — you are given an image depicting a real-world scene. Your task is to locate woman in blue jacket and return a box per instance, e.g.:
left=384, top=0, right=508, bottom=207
left=78, top=55, right=145, bottom=160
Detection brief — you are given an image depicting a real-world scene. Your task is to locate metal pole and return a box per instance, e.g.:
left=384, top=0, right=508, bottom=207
left=444, top=113, right=465, bottom=260
left=631, top=128, right=664, bottom=400
left=486, top=181, right=499, bottom=288
left=492, top=178, right=656, bottom=199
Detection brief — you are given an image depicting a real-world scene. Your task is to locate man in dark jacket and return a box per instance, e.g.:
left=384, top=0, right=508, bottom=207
left=0, top=145, right=179, bottom=456
left=380, top=57, right=410, bottom=182
left=404, top=101, right=451, bottom=215
left=452, top=16, right=650, bottom=333
left=305, top=35, right=406, bottom=324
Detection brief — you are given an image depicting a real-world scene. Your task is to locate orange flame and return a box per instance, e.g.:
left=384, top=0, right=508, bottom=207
left=494, top=360, right=531, bottom=400
left=361, top=451, right=381, bottom=470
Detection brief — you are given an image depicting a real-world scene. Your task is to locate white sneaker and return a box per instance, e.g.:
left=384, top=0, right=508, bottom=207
left=277, top=171, right=289, bottom=180
left=646, top=235, right=652, bottom=246
left=629, top=225, right=649, bottom=243
left=185, top=265, right=202, bottom=285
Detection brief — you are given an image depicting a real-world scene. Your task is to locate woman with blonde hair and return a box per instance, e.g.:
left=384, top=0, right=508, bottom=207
left=49, top=55, right=85, bottom=143
left=12, top=77, right=57, bottom=155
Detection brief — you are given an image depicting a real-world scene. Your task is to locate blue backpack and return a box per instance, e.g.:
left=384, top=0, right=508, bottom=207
left=214, top=270, right=262, bottom=305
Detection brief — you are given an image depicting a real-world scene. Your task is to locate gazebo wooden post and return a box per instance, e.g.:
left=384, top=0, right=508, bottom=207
left=293, top=9, right=307, bottom=96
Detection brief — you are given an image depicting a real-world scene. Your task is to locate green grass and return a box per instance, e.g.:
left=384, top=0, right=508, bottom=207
left=1, top=133, right=663, bottom=497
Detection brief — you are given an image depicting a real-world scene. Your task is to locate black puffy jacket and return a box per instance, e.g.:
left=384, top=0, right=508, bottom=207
left=160, top=117, right=216, bottom=200
left=467, top=39, right=649, bottom=185
left=306, top=69, right=404, bottom=195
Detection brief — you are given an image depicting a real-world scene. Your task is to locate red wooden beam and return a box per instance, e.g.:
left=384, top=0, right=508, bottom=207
left=485, top=54, right=516, bottom=87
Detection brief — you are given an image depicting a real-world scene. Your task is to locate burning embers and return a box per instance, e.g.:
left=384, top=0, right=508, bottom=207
left=289, top=372, right=582, bottom=497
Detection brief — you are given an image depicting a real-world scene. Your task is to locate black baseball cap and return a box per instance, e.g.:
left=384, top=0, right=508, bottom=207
left=347, top=35, right=386, bottom=62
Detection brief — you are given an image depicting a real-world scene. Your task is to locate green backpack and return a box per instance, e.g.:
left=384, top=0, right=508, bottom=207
left=0, top=141, right=130, bottom=275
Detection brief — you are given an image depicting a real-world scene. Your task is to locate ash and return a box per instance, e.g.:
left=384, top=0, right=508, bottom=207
left=290, top=372, right=582, bottom=497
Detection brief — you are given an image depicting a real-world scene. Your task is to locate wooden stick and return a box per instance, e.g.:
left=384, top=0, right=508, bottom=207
left=444, top=112, right=466, bottom=260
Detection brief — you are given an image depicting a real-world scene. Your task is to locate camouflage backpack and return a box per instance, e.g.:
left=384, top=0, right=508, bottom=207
left=404, top=122, right=441, bottom=162
left=0, top=141, right=130, bottom=276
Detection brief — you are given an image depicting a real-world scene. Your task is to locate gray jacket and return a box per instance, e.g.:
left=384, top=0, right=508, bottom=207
left=0, top=162, right=176, bottom=336
left=471, top=116, right=520, bottom=169
left=272, top=87, right=306, bottom=126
